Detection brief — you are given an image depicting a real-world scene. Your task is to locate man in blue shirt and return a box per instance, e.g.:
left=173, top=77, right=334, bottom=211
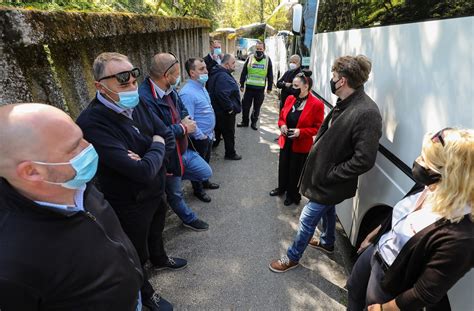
left=180, top=58, right=220, bottom=203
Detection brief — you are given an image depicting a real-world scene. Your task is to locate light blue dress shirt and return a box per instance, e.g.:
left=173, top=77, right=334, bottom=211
left=97, top=91, right=134, bottom=120
left=179, top=79, right=215, bottom=140
left=34, top=185, right=86, bottom=214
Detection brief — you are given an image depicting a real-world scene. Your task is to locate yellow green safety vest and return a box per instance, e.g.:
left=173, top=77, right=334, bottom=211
left=246, top=55, right=268, bottom=87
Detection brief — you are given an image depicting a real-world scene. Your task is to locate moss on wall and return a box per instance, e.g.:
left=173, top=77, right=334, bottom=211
left=1, top=8, right=211, bottom=47
left=1, top=8, right=211, bottom=117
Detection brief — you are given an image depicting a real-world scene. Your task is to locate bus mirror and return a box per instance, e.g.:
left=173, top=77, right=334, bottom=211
left=292, top=4, right=303, bottom=35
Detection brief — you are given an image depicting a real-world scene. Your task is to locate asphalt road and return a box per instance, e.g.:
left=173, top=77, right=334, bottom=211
left=149, top=61, right=353, bottom=310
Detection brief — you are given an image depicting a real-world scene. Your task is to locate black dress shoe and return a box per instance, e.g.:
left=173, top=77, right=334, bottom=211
left=143, top=293, right=173, bottom=311
left=194, top=191, right=211, bottom=203
left=284, top=198, right=293, bottom=206
left=203, top=181, right=220, bottom=189
left=237, top=122, right=249, bottom=127
left=224, top=154, right=242, bottom=160
left=251, top=122, right=258, bottom=130
left=269, top=188, right=283, bottom=196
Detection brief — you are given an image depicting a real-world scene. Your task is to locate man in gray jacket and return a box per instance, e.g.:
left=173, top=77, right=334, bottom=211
left=270, top=55, right=383, bottom=272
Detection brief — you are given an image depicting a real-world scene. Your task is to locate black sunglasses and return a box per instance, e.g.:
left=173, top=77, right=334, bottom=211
left=164, top=52, right=179, bottom=75
left=431, top=127, right=452, bottom=147
left=98, top=67, right=141, bottom=84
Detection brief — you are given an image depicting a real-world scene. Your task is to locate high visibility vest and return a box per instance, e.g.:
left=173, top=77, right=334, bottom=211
left=246, top=55, right=268, bottom=87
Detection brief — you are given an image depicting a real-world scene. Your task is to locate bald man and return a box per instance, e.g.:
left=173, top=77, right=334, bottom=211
left=277, top=54, right=302, bottom=110
left=139, top=52, right=210, bottom=231
left=0, top=103, right=143, bottom=310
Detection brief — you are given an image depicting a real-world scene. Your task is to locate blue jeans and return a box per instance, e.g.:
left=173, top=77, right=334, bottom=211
left=165, top=150, right=212, bottom=224
left=287, top=201, right=336, bottom=262
left=182, top=149, right=212, bottom=182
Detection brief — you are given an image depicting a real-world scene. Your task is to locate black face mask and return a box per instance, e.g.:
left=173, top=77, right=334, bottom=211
left=290, top=87, right=301, bottom=98
left=330, top=78, right=342, bottom=94
left=412, top=161, right=441, bottom=186
left=255, top=51, right=264, bottom=59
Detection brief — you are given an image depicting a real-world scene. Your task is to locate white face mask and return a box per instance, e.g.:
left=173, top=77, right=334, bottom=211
left=289, top=63, right=298, bottom=70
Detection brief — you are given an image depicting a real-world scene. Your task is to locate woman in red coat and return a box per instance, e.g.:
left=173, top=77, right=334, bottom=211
left=270, top=71, right=324, bottom=205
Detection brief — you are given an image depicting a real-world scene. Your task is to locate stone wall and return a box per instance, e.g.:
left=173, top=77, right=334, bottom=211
left=0, top=8, right=210, bottom=118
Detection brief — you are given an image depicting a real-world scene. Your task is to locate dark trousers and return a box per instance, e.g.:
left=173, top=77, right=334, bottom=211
left=242, top=88, right=265, bottom=125
left=190, top=137, right=213, bottom=194
left=278, top=141, right=308, bottom=202
left=215, top=111, right=237, bottom=157
left=112, top=196, right=168, bottom=301
left=347, top=245, right=394, bottom=310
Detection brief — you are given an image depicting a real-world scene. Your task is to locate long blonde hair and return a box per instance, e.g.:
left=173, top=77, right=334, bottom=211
left=422, top=128, right=474, bottom=222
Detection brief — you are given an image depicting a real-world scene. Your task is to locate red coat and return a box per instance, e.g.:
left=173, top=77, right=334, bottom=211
left=278, top=92, right=324, bottom=153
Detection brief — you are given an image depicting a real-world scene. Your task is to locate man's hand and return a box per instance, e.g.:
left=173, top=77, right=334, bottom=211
left=240, top=87, right=244, bottom=93
left=357, top=239, right=372, bottom=255
left=285, top=82, right=292, bottom=88
left=127, top=150, right=142, bottom=161
left=181, top=118, right=197, bottom=134
left=367, top=304, right=382, bottom=311
left=280, top=125, right=288, bottom=136
left=152, top=135, right=165, bottom=144
left=267, top=89, right=272, bottom=94
left=368, top=300, right=400, bottom=311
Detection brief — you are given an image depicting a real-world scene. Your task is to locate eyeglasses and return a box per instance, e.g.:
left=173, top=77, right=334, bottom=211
left=431, top=127, right=452, bottom=147
left=98, top=68, right=141, bottom=84
left=164, top=52, right=179, bottom=76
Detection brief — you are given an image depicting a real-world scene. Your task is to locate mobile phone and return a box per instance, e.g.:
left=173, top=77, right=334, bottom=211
left=287, top=129, right=295, bottom=137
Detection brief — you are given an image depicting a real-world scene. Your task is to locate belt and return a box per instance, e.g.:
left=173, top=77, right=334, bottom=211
left=374, top=251, right=390, bottom=272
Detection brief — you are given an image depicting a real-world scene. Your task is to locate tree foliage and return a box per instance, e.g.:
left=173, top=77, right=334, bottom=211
left=218, top=0, right=280, bottom=28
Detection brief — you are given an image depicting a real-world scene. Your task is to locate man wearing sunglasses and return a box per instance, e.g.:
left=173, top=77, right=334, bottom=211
left=139, top=52, right=211, bottom=232
left=77, top=52, right=179, bottom=311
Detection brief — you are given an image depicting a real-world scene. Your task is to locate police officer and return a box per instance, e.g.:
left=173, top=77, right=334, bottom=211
left=238, top=40, right=273, bottom=130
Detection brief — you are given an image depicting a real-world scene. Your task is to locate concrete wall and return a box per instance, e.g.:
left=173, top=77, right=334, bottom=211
left=0, top=8, right=211, bottom=118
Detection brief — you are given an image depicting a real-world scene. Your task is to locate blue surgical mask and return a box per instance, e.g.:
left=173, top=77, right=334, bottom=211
left=198, top=74, right=209, bottom=84
left=116, top=90, right=140, bottom=109
left=101, top=84, right=139, bottom=109
left=33, top=144, right=99, bottom=189
left=214, top=48, right=222, bottom=55
left=172, top=76, right=181, bottom=89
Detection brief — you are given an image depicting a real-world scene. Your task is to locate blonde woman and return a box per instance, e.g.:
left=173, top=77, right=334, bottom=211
left=347, top=128, right=474, bottom=311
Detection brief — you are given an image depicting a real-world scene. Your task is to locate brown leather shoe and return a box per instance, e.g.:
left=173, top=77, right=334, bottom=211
left=308, top=238, right=334, bottom=254
left=269, top=255, right=299, bottom=273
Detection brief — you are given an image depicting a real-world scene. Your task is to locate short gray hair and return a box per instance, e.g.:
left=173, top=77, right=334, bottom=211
left=290, top=54, right=301, bottom=64
left=222, top=54, right=234, bottom=65
left=92, top=52, right=130, bottom=81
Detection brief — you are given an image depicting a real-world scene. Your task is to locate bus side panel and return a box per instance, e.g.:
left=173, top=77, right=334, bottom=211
left=311, top=16, right=473, bottom=310
left=312, top=17, right=473, bottom=165
left=336, top=152, right=414, bottom=245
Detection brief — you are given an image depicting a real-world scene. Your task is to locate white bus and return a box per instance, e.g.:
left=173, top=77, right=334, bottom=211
left=306, top=0, right=473, bottom=309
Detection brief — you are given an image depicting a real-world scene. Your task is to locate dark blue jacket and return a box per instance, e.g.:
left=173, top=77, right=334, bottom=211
left=0, top=179, right=143, bottom=310
left=207, top=65, right=242, bottom=114
left=76, top=97, right=175, bottom=207
left=138, top=77, right=189, bottom=176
